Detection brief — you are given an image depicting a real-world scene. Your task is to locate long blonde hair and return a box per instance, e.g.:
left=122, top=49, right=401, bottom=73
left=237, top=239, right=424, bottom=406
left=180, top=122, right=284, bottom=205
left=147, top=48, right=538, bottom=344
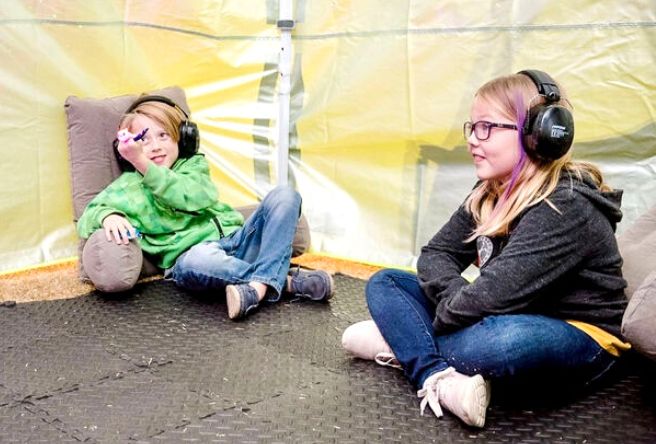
left=465, top=73, right=609, bottom=241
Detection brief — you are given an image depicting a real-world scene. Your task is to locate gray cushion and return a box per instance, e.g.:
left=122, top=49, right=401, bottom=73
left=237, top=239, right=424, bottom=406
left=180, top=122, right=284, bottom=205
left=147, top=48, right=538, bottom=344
left=82, top=230, right=143, bottom=293
left=622, top=270, right=656, bottom=361
left=617, top=205, right=656, bottom=297
left=617, top=205, right=656, bottom=361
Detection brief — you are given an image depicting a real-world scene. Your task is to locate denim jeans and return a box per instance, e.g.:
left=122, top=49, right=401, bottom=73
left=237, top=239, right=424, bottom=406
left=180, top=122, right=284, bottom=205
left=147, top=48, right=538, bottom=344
left=366, top=269, right=618, bottom=390
left=169, top=186, right=301, bottom=301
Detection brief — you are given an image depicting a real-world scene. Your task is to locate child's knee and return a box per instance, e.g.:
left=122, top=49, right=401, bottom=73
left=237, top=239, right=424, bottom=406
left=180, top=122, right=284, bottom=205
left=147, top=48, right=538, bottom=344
left=366, top=269, right=400, bottom=305
left=267, top=186, right=301, bottom=210
left=366, top=269, right=403, bottom=293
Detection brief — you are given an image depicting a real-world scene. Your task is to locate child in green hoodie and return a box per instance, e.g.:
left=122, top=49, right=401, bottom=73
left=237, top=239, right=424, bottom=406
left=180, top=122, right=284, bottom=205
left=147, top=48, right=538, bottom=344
left=78, top=95, right=333, bottom=320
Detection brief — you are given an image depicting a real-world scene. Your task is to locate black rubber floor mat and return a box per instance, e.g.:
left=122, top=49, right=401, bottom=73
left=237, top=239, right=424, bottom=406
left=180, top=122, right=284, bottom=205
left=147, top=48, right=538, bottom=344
left=1, top=274, right=655, bottom=443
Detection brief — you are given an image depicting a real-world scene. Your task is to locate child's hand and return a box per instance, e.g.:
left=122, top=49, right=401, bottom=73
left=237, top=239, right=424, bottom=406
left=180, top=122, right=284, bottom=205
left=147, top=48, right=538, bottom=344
left=116, top=128, right=149, bottom=173
left=102, top=214, right=139, bottom=245
left=116, top=138, right=143, bottom=166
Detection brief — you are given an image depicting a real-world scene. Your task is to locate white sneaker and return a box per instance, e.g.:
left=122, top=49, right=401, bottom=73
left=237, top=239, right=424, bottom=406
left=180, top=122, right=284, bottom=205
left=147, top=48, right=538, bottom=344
left=417, top=367, right=490, bottom=428
left=341, top=320, right=402, bottom=370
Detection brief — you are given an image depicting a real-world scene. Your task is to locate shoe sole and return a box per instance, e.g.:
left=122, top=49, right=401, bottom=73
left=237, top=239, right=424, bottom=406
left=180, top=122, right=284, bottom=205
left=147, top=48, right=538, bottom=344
left=461, top=374, right=490, bottom=428
left=225, top=285, right=242, bottom=320
left=323, top=272, right=335, bottom=301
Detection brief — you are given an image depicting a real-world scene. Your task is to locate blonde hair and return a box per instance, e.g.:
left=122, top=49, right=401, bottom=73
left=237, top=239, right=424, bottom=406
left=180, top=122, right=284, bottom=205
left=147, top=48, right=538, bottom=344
left=118, top=98, right=186, bottom=143
left=465, top=74, right=610, bottom=241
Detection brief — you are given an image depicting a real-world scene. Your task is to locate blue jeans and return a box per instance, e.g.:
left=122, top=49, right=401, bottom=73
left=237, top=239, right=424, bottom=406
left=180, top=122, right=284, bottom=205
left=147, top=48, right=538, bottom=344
left=169, top=186, right=301, bottom=302
left=366, top=269, right=618, bottom=390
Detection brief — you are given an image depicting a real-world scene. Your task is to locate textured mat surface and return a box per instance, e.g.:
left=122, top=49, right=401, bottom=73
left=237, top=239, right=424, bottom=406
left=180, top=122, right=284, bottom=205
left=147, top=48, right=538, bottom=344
left=1, top=275, right=655, bottom=443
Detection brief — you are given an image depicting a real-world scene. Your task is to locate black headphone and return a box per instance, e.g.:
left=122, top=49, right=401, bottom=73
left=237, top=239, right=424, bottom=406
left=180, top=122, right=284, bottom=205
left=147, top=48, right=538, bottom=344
left=518, top=70, right=574, bottom=162
left=113, top=95, right=199, bottom=171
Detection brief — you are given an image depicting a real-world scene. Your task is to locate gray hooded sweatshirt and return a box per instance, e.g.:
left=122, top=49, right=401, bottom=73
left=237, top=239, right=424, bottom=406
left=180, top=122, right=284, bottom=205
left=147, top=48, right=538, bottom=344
left=418, top=172, right=627, bottom=338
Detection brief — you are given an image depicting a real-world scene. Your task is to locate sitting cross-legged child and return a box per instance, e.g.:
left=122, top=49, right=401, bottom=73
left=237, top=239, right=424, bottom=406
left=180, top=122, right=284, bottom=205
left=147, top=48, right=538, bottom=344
left=342, top=70, right=629, bottom=428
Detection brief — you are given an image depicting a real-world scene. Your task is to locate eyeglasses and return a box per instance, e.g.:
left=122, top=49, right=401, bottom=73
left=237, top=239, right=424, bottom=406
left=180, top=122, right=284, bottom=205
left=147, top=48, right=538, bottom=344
left=463, top=120, right=518, bottom=141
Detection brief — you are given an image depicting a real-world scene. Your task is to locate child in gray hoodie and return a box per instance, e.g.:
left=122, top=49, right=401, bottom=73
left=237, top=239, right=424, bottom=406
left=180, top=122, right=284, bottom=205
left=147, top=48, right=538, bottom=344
left=342, top=70, right=628, bottom=428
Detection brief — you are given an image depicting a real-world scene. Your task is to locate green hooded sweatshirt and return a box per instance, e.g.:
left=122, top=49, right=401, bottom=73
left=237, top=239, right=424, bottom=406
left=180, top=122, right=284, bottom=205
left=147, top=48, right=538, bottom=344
left=77, top=154, right=244, bottom=269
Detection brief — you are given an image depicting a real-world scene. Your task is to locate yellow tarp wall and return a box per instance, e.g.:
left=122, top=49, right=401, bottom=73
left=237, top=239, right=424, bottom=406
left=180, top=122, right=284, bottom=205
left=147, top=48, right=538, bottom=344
left=1, top=1, right=655, bottom=273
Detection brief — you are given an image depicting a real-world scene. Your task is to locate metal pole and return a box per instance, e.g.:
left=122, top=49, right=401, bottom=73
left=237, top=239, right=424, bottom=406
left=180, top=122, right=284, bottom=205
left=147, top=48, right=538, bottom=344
left=276, top=0, right=294, bottom=186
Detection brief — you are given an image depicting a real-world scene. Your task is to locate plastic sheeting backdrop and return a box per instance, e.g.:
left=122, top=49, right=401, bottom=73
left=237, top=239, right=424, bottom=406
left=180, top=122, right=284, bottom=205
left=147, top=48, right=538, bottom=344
left=0, top=0, right=655, bottom=273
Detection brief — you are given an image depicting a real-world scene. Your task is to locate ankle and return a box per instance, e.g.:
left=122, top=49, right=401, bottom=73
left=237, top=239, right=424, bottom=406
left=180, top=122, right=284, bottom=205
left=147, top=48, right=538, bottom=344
left=249, top=282, right=267, bottom=301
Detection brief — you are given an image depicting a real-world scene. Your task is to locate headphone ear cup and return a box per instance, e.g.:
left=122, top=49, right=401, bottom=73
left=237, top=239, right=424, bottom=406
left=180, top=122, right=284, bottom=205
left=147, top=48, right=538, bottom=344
left=178, top=120, right=199, bottom=156
left=113, top=139, right=135, bottom=172
left=522, top=104, right=574, bottom=161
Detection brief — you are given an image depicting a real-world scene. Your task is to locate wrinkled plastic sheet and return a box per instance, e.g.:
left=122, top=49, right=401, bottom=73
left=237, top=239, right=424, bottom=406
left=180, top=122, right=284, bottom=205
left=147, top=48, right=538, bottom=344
left=0, top=1, right=654, bottom=272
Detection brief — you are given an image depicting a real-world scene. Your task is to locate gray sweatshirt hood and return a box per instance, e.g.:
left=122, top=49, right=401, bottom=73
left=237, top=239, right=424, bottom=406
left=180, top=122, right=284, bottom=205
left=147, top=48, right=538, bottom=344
left=563, top=172, right=623, bottom=229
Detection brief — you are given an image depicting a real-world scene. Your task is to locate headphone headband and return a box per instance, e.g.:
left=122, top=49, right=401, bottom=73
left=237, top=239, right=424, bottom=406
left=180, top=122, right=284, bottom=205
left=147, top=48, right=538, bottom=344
left=518, top=69, right=561, bottom=102
left=125, top=95, right=190, bottom=118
